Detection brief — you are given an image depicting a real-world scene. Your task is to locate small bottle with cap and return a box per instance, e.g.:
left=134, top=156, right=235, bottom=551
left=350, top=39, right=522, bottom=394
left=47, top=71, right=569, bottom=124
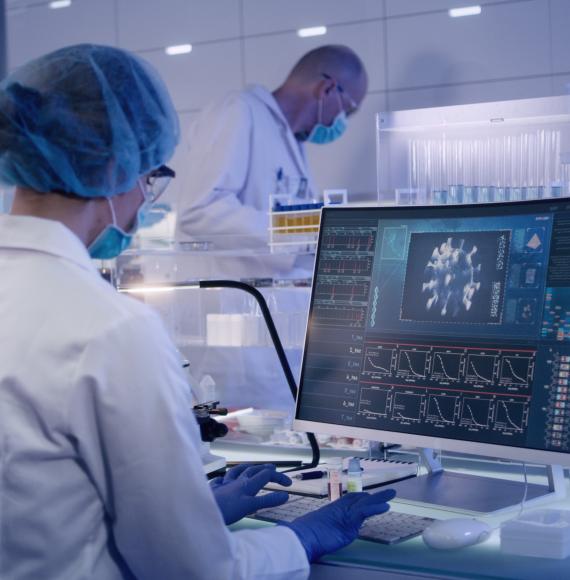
left=326, top=458, right=343, bottom=502
left=346, top=457, right=363, bottom=493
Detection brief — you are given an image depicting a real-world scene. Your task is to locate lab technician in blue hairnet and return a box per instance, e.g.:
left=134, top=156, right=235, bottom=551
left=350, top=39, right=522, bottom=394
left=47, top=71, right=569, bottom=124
left=175, top=45, right=367, bottom=259
left=0, top=44, right=395, bottom=580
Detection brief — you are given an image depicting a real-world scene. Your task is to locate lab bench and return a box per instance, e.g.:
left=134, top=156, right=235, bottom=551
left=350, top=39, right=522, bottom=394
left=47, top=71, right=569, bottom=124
left=230, top=449, right=570, bottom=579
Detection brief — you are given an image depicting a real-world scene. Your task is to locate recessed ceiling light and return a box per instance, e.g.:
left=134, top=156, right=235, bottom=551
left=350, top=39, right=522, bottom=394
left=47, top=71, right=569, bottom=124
left=297, top=26, right=327, bottom=38
left=49, top=0, right=72, bottom=9
left=449, top=5, right=482, bottom=18
left=165, top=44, right=193, bottom=56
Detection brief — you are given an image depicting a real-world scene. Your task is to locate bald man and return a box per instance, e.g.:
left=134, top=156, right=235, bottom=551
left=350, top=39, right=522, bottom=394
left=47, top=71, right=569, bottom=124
left=175, top=45, right=368, bottom=264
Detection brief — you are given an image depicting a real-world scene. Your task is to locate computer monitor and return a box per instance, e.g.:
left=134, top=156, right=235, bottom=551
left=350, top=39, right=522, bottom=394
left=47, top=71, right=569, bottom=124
left=294, top=199, right=570, bottom=513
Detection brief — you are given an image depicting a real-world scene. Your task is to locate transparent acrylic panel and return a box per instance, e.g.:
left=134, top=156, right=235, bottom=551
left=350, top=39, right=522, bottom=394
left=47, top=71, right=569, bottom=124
left=112, top=247, right=312, bottom=416
left=377, top=95, right=570, bottom=206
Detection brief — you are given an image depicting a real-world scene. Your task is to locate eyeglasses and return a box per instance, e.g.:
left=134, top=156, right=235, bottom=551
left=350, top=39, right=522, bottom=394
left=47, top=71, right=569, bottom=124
left=337, top=85, right=358, bottom=116
left=145, top=164, right=176, bottom=203
left=322, top=73, right=359, bottom=116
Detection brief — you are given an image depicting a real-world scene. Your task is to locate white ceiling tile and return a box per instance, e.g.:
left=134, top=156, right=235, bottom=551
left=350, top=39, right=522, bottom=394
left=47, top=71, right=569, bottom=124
left=387, top=0, right=550, bottom=90
left=386, top=0, right=507, bottom=18
left=117, top=0, right=240, bottom=52
left=7, top=0, right=116, bottom=68
left=142, top=40, right=242, bottom=112
left=243, top=0, right=384, bottom=36
left=244, top=20, right=385, bottom=93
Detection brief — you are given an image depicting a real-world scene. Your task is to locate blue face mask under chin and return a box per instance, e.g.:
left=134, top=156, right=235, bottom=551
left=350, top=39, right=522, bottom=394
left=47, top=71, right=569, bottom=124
left=307, top=91, right=348, bottom=145
left=88, top=181, right=151, bottom=260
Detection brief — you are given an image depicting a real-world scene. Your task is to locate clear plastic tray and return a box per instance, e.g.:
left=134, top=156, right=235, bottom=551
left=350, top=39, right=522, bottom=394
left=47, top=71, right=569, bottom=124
left=501, top=509, right=570, bottom=559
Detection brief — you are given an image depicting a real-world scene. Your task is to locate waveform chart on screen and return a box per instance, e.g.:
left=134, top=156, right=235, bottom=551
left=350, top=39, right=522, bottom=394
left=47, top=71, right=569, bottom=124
left=401, top=230, right=510, bottom=324
left=363, top=345, right=395, bottom=377
left=321, top=227, right=376, bottom=253
left=465, top=353, right=498, bottom=384
left=391, top=391, right=424, bottom=423
left=396, top=348, right=430, bottom=379
left=460, top=397, right=493, bottom=429
left=358, top=387, right=391, bottom=417
left=499, top=355, right=534, bottom=387
left=426, top=394, right=459, bottom=425
left=320, top=255, right=373, bottom=276
left=431, top=350, right=463, bottom=382
left=494, top=399, right=528, bottom=432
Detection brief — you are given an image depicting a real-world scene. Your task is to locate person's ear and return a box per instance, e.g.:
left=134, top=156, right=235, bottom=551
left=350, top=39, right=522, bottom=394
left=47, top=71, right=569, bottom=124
left=313, top=75, right=337, bottom=99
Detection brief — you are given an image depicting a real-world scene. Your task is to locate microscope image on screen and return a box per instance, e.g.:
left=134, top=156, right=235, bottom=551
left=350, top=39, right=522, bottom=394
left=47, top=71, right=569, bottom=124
left=401, top=231, right=510, bottom=324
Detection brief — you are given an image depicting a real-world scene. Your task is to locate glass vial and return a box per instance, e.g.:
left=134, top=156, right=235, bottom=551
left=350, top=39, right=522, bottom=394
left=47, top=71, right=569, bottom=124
left=346, top=458, right=363, bottom=493
left=327, top=458, right=343, bottom=502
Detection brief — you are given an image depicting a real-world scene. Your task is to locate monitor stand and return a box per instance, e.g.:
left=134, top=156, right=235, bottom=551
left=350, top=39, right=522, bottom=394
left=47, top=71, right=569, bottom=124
left=389, top=448, right=566, bottom=515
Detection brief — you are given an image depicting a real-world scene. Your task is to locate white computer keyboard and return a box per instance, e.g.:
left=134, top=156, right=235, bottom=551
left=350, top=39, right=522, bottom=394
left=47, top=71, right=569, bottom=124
left=253, top=494, right=435, bottom=544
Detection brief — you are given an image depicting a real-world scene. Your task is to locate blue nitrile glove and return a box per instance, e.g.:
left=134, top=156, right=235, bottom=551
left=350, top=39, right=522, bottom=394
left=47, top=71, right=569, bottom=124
left=282, top=489, right=397, bottom=562
left=210, top=463, right=292, bottom=525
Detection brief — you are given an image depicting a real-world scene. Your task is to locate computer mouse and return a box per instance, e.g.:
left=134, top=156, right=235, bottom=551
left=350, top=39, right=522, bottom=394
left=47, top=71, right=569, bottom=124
left=422, top=518, right=491, bottom=550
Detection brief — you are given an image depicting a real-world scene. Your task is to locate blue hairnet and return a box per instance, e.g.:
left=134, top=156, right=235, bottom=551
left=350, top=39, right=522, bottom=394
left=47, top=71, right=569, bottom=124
left=0, top=44, right=179, bottom=198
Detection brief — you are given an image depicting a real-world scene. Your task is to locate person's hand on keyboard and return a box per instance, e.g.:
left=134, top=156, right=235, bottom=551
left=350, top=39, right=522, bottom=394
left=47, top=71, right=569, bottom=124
left=281, top=489, right=397, bottom=562
left=210, top=463, right=292, bottom=525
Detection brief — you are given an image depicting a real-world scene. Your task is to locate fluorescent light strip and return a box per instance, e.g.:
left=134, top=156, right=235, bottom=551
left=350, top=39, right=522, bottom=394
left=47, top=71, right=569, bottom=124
left=49, top=0, right=72, bottom=8
left=449, top=5, right=482, bottom=18
left=165, top=44, right=193, bottom=56
left=297, top=26, right=327, bottom=38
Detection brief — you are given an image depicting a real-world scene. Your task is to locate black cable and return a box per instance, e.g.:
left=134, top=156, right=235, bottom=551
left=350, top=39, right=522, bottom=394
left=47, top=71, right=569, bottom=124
left=199, top=280, right=320, bottom=468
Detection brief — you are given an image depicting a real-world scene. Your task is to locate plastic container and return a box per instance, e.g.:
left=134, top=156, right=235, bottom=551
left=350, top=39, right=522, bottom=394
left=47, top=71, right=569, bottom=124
left=346, top=457, right=363, bottom=493
left=500, top=509, right=570, bottom=559
left=268, top=201, right=324, bottom=254
left=235, top=410, right=289, bottom=439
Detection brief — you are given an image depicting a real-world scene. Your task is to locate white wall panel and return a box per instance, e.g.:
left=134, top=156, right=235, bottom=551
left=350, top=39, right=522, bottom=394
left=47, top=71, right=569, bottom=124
left=550, top=0, right=570, bottom=74
left=385, top=0, right=520, bottom=17
left=244, top=21, right=385, bottom=93
left=386, top=1, right=549, bottom=90
left=142, top=40, right=242, bottom=112
left=7, top=0, right=116, bottom=68
left=550, top=74, right=570, bottom=97
left=307, top=92, right=387, bottom=197
left=6, top=0, right=37, bottom=8
left=117, top=0, right=240, bottom=52
left=388, top=76, right=553, bottom=111
left=243, top=0, right=384, bottom=36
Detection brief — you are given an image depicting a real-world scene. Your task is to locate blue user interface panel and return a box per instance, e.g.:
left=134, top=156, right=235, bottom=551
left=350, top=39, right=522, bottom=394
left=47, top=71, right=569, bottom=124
left=297, top=200, right=570, bottom=454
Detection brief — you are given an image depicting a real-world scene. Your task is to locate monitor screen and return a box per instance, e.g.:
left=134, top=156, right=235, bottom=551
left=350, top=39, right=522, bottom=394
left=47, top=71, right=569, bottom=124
left=294, top=199, right=570, bottom=466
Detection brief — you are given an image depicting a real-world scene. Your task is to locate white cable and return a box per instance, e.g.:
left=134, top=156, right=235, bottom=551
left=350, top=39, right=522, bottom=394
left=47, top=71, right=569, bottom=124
left=517, top=461, right=529, bottom=520
left=488, top=461, right=529, bottom=533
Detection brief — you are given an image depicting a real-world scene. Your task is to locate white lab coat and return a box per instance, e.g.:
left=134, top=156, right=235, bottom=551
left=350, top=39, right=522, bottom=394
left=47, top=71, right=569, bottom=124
left=175, top=85, right=316, bottom=261
left=176, top=84, right=316, bottom=245
left=0, top=214, right=309, bottom=580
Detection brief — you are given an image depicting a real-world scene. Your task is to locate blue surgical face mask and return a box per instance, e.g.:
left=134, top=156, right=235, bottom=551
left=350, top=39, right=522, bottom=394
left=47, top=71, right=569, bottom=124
left=88, top=180, right=151, bottom=260
left=307, top=91, right=348, bottom=145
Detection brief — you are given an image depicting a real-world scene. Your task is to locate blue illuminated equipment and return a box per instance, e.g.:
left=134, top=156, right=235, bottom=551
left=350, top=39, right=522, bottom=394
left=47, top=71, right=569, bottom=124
left=294, top=199, right=570, bottom=513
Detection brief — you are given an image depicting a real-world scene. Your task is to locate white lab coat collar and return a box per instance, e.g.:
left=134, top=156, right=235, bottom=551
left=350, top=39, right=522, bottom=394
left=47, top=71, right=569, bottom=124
left=246, top=84, right=310, bottom=178
left=0, top=213, right=97, bottom=274
left=247, top=84, right=289, bottom=127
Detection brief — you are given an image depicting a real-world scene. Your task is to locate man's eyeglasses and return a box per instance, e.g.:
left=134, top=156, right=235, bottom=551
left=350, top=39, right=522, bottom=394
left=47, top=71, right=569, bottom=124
left=145, top=164, right=176, bottom=203
left=322, top=73, right=358, bottom=116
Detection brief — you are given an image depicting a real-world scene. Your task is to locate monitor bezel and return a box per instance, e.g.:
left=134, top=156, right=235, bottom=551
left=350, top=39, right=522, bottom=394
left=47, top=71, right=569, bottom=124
left=293, top=198, right=570, bottom=469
